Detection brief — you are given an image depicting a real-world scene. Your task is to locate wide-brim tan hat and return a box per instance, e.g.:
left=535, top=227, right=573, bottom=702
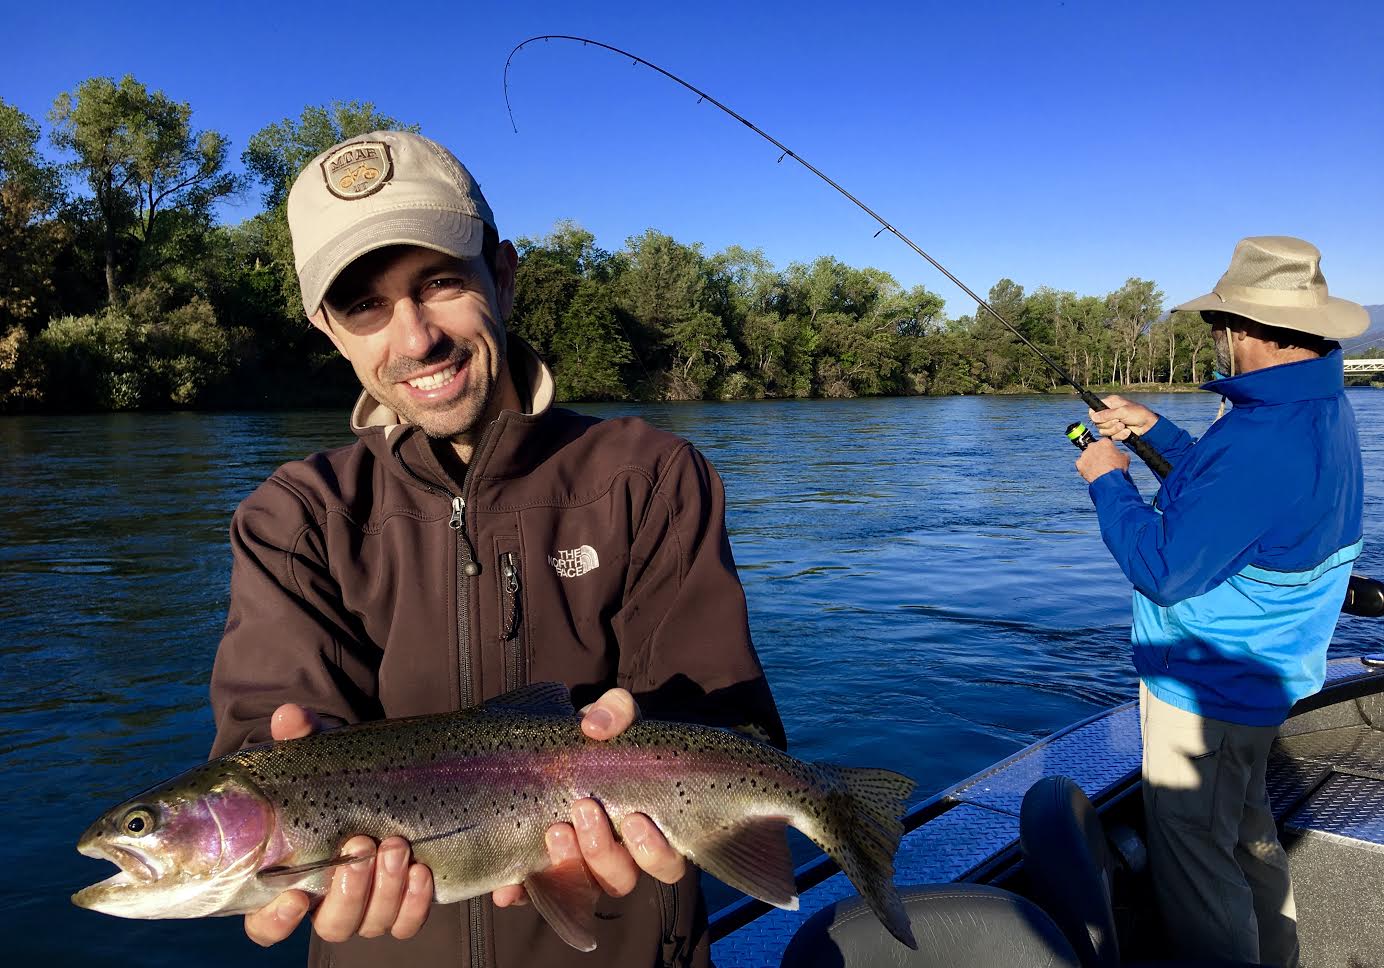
left=1174, top=235, right=1367, bottom=339
left=287, top=130, right=496, bottom=315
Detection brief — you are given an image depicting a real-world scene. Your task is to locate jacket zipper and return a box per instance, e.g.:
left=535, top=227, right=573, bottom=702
left=658, top=881, right=683, bottom=967
left=392, top=433, right=491, bottom=968
left=450, top=492, right=486, bottom=968
left=500, top=551, right=523, bottom=691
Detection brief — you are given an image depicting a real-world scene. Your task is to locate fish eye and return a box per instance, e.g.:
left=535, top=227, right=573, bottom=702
left=122, top=807, right=157, bottom=837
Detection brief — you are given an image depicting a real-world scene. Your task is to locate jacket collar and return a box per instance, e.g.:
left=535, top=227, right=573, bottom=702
left=1201, top=348, right=1345, bottom=407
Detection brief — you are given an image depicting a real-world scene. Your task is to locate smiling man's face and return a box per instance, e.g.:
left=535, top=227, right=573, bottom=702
left=315, top=242, right=519, bottom=442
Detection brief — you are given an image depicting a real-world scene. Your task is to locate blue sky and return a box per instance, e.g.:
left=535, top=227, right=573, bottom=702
left=6, top=0, right=1381, bottom=314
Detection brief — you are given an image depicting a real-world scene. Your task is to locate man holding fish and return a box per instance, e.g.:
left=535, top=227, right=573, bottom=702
left=206, top=130, right=787, bottom=966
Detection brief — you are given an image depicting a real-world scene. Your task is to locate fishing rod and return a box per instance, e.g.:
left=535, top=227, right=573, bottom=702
left=502, top=34, right=1172, bottom=479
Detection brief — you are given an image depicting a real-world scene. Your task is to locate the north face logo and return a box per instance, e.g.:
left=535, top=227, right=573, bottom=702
left=549, top=545, right=600, bottom=578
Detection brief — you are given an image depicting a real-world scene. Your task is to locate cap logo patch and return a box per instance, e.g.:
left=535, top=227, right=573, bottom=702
left=321, top=141, right=394, bottom=200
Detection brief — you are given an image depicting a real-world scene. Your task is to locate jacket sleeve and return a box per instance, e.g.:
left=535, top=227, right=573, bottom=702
left=1087, top=439, right=1302, bottom=606
left=209, top=476, right=381, bottom=758
left=612, top=444, right=787, bottom=750
left=1139, top=413, right=1196, bottom=468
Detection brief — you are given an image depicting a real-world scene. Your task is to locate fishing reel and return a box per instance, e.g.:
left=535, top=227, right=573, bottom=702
left=1065, top=422, right=1095, bottom=451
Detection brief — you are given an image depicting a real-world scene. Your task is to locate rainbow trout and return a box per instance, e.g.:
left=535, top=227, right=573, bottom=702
left=73, top=682, right=917, bottom=950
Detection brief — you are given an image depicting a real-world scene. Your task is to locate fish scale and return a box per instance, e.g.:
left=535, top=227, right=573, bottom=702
left=73, top=683, right=919, bottom=951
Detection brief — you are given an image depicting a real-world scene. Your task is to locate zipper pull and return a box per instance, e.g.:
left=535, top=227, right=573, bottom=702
left=500, top=552, right=521, bottom=640
left=450, top=496, right=480, bottom=577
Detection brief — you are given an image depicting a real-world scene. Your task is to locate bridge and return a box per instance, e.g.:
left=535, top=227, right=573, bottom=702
left=1344, top=358, right=1384, bottom=374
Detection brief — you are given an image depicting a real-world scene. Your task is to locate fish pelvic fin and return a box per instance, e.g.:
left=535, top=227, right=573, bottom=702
left=813, top=764, right=918, bottom=950
left=523, top=857, right=601, bottom=952
left=691, top=816, right=799, bottom=911
left=256, top=846, right=376, bottom=890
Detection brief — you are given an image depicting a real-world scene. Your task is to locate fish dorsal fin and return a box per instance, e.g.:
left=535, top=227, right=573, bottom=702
left=690, top=815, right=799, bottom=911
left=480, top=682, right=575, bottom=715
left=522, top=857, right=601, bottom=952
left=256, top=846, right=376, bottom=889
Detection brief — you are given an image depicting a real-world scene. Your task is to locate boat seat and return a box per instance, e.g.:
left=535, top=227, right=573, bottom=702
left=1019, top=775, right=1261, bottom=968
left=778, top=882, right=1082, bottom=968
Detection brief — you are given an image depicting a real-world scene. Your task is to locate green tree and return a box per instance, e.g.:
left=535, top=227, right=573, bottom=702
left=551, top=280, right=632, bottom=400
left=0, top=99, right=67, bottom=332
left=512, top=222, right=617, bottom=360
left=617, top=230, right=736, bottom=398
left=1105, top=277, right=1164, bottom=385
left=967, top=279, right=1027, bottom=389
left=50, top=75, right=238, bottom=305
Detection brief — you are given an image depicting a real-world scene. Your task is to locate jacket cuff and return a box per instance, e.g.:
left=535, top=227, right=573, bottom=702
left=1088, top=468, right=1137, bottom=509
left=1140, top=416, right=1185, bottom=452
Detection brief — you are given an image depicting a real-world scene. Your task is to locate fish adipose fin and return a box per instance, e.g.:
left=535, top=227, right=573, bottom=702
left=692, top=816, right=799, bottom=910
left=480, top=682, right=575, bottom=715
left=256, top=846, right=377, bottom=888
left=523, top=857, right=601, bottom=952
left=814, top=764, right=918, bottom=950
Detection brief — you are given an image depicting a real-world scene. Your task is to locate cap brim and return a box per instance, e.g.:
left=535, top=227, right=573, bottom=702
left=1173, top=290, right=1369, bottom=340
left=298, top=210, right=485, bottom=315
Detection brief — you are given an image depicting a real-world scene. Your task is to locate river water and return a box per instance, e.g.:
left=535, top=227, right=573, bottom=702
left=4, top=391, right=1382, bottom=966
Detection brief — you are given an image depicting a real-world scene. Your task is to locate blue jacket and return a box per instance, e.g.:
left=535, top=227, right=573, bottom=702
left=1088, top=350, right=1363, bottom=725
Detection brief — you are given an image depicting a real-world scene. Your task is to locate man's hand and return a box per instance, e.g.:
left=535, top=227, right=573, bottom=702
left=492, top=688, right=687, bottom=909
left=1088, top=395, right=1158, bottom=442
left=242, top=705, right=434, bottom=947
left=1076, top=438, right=1131, bottom=483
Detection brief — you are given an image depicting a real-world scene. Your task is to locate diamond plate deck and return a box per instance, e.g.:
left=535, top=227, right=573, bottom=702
left=1265, top=750, right=1333, bottom=813
left=710, top=802, right=1018, bottom=967
left=1286, top=773, right=1384, bottom=847
left=1276, top=726, right=1384, bottom=777
left=948, top=704, right=1142, bottom=816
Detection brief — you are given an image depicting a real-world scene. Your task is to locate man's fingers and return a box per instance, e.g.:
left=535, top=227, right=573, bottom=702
left=311, top=837, right=376, bottom=943
left=580, top=688, right=640, bottom=740
left=391, top=864, right=433, bottom=940
left=357, top=838, right=410, bottom=939
left=620, top=813, right=686, bottom=885
left=571, top=799, right=640, bottom=896
left=492, top=883, right=528, bottom=907
left=244, top=890, right=310, bottom=947
left=270, top=703, right=323, bottom=742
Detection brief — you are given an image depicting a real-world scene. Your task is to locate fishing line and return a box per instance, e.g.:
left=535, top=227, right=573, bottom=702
left=503, top=34, right=1172, bottom=478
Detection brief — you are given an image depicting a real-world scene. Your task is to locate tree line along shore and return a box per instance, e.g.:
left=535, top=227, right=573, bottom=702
left=0, top=77, right=1345, bottom=416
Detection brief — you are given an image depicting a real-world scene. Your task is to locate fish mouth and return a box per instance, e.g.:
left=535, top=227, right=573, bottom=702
left=77, top=841, right=160, bottom=891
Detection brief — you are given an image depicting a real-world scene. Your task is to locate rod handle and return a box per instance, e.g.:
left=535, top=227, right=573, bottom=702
left=1125, top=431, right=1172, bottom=479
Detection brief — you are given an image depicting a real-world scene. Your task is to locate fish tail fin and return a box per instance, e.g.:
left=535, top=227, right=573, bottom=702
left=812, top=764, right=918, bottom=950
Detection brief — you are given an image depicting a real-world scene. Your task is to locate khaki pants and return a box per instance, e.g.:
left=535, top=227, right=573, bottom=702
left=1139, top=683, right=1299, bottom=968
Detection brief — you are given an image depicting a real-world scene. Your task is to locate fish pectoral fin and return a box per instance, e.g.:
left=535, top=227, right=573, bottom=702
left=691, top=815, right=799, bottom=910
left=256, top=848, right=377, bottom=888
left=522, top=858, right=601, bottom=952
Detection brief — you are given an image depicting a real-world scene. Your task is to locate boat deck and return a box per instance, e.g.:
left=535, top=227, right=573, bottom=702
left=711, top=656, right=1384, bottom=967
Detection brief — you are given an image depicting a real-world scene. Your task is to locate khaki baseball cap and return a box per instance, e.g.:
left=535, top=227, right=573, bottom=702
left=287, top=130, right=496, bottom=315
left=1174, top=236, right=1367, bottom=339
